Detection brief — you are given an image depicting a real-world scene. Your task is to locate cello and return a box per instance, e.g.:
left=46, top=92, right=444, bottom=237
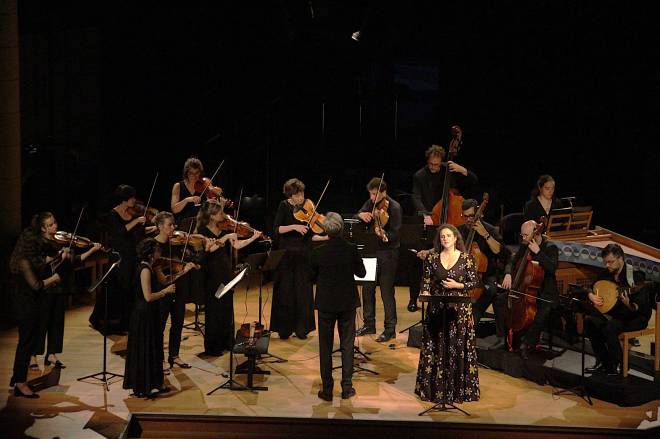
left=431, top=125, right=465, bottom=226
left=502, top=219, right=547, bottom=349
left=464, top=193, right=489, bottom=299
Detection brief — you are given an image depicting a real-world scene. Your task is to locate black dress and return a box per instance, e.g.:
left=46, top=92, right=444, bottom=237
left=271, top=199, right=315, bottom=338
left=199, top=226, right=235, bottom=355
left=415, top=251, right=480, bottom=404
left=123, top=262, right=164, bottom=396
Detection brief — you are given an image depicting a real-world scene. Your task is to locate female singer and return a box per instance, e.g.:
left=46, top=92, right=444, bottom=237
left=523, top=174, right=563, bottom=222
left=123, top=238, right=181, bottom=397
left=171, top=157, right=203, bottom=229
left=90, top=184, right=149, bottom=333
left=415, top=224, right=480, bottom=404
left=33, top=212, right=101, bottom=369
left=153, top=211, right=199, bottom=370
left=196, top=201, right=262, bottom=355
left=9, top=214, right=62, bottom=398
left=271, top=178, right=316, bottom=340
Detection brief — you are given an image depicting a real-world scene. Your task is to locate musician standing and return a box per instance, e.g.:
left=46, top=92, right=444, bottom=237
left=311, top=212, right=366, bottom=401
left=408, top=145, right=478, bottom=311
left=415, top=224, right=479, bottom=404
left=502, top=220, right=559, bottom=359
left=271, top=178, right=316, bottom=340
left=171, top=157, right=203, bottom=231
left=584, top=244, right=652, bottom=376
left=356, top=178, right=402, bottom=342
left=522, top=174, right=563, bottom=222
left=457, top=199, right=509, bottom=348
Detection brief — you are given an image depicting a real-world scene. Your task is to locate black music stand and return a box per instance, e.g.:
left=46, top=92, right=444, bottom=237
left=417, top=294, right=472, bottom=417
left=78, top=255, right=124, bottom=391
left=183, top=304, right=205, bottom=335
left=245, top=250, right=287, bottom=364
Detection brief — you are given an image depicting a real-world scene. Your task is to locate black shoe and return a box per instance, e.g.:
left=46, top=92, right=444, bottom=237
left=295, top=333, right=308, bottom=340
left=585, top=362, right=604, bottom=374
left=168, top=357, right=191, bottom=369
left=629, top=338, right=640, bottom=347
left=279, top=332, right=291, bottom=340
left=317, top=390, right=333, bottom=401
left=519, top=343, right=529, bottom=360
left=407, top=301, right=419, bottom=312
left=355, top=326, right=376, bottom=337
left=44, top=358, right=66, bottom=369
left=341, top=387, right=356, bottom=399
left=605, top=367, right=620, bottom=377
left=376, top=332, right=395, bottom=343
left=490, top=337, right=505, bottom=350
left=14, top=386, right=39, bottom=399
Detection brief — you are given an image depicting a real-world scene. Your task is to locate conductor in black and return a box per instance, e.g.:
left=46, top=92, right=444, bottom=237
left=311, top=212, right=366, bottom=401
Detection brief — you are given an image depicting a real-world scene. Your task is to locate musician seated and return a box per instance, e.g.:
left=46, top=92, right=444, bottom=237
left=584, top=244, right=652, bottom=376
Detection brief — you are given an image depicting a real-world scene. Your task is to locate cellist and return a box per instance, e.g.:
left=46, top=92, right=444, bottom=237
left=501, top=220, right=559, bottom=360
left=457, top=199, right=509, bottom=348
left=407, top=144, right=478, bottom=312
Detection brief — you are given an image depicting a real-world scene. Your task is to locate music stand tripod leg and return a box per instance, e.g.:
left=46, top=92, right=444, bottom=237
left=207, top=345, right=254, bottom=394
left=552, top=332, right=592, bottom=405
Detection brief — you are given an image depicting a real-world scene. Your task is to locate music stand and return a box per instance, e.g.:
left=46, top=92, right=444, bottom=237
left=245, top=250, right=287, bottom=364
left=417, top=294, right=472, bottom=417
left=78, top=255, right=124, bottom=391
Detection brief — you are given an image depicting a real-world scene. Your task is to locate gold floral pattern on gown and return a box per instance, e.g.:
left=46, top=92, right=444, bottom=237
left=414, top=251, right=480, bottom=404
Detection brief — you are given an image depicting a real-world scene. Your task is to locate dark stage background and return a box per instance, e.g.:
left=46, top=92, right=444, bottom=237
left=14, top=1, right=660, bottom=245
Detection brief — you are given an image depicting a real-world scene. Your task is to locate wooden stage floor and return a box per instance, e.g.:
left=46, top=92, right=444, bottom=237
left=1, top=283, right=659, bottom=438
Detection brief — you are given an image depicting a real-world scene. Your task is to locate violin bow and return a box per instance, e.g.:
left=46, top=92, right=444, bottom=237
left=67, top=206, right=86, bottom=254
left=369, top=172, right=385, bottom=219
left=233, top=186, right=244, bottom=235
left=180, top=218, right=196, bottom=263
left=308, top=179, right=331, bottom=228
left=143, top=172, right=159, bottom=215
left=196, top=159, right=225, bottom=202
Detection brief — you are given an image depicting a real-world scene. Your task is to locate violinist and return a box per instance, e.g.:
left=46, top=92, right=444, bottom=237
left=457, top=199, right=509, bottom=347
left=502, top=220, right=559, bottom=359
left=123, top=238, right=177, bottom=398
left=171, top=157, right=203, bottom=230
left=522, top=175, right=564, bottom=222
left=153, top=211, right=199, bottom=370
left=584, top=244, right=652, bottom=376
left=415, top=224, right=479, bottom=405
left=407, top=145, right=478, bottom=312
left=34, top=212, right=101, bottom=369
left=90, top=184, right=148, bottom=333
left=196, top=200, right=262, bottom=356
left=356, top=177, right=402, bottom=342
left=271, top=178, right=317, bottom=340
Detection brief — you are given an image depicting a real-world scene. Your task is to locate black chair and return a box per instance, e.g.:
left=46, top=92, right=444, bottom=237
left=498, top=212, right=524, bottom=245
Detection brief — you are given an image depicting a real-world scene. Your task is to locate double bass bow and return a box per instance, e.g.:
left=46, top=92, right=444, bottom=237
left=464, top=193, right=489, bottom=299
left=431, top=125, right=465, bottom=226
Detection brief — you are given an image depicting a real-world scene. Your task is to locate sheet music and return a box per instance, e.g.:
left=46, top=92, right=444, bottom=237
left=215, top=267, right=247, bottom=299
left=355, top=257, right=377, bottom=282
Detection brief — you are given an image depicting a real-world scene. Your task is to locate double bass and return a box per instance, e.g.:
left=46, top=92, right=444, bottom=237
left=502, top=219, right=546, bottom=346
left=431, top=125, right=465, bottom=226
left=464, top=193, right=489, bottom=299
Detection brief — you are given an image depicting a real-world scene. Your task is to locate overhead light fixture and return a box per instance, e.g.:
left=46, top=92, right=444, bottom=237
left=351, top=31, right=361, bottom=42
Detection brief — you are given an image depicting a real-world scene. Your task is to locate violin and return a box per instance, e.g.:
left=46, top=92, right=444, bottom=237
left=152, top=257, right=193, bottom=284
left=464, top=193, right=489, bottom=299
left=293, top=199, right=327, bottom=234
left=218, top=215, right=270, bottom=241
left=502, top=218, right=546, bottom=344
left=194, top=177, right=234, bottom=209
left=372, top=196, right=390, bottom=242
left=127, top=199, right=159, bottom=223
left=49, top=231, right=108, bottom=274
left=238, top=321, right=265, bottom=349
left=431, top=125, right=465, bottom=226
left=170, top=230, right=207, bottom=248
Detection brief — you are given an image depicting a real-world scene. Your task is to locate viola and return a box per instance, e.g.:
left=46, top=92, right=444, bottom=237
left=194, top=177, right=234, bottom=209
left=372, top=196, right=390, bottom=242
left=152, top=257, right=192, bottom=283
left=218, top=215, right=270, bottom=241
left=170, top=230, right=207, bottom=248
left=502, top=218, right=546, bottom=344
left=239, top=321, right=265, bottom=348
left=49, top=231, right=108, bottom=274
left=464, top=193, right=489, bottom=299
left=293, top=199, right=327, bottom=234
left=127, top=199, right=159, bottom=223
left=430, top=125, right=465, bottom=226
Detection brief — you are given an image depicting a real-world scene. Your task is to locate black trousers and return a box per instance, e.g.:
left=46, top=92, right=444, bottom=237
left=404, top=249, right=423, bottom=303
left=33, top=293, right=66, bottom=356
left=12, top=289, right=41, bottom=383
left=159, top=288, right=186, bottom=360
left=522, top=298, right=556, bottom=346
left=318, top=309, right=356, bottom=392
left=362, top=249, right=399, bottom=332
left=584, top=313, right=648, bottom=368
left=472, top=276, right=507, bottom=337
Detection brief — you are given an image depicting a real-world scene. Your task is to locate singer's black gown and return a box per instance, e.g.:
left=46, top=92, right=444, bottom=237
left=123, top=262, right=164, bottom=396
left=200, top=226, right=235, bottom=356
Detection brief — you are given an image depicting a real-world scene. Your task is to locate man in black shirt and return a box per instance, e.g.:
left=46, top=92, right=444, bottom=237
left=311, top=212, right=366, bottom=401
left=407, top=145, right=478, bottom=311
left=502, top=220, right=559, bottom=360
left=457, top=198, right=509, bottom=348
left=584, top=244, right=652, bottom=376
left=355, top=178, right=402, bottom=342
